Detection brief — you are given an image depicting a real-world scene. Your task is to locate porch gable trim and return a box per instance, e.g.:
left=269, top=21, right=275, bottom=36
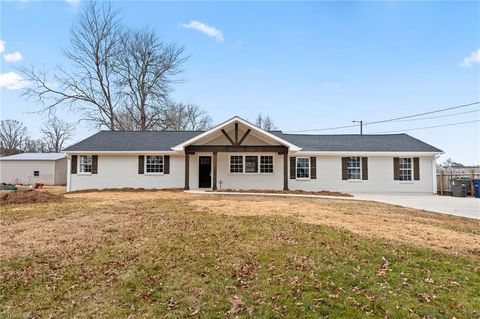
left=172, top=116, right=301, bottom=152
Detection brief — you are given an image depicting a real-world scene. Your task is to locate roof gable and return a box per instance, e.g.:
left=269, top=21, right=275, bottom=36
left=172, top=116, right=302, bottom=151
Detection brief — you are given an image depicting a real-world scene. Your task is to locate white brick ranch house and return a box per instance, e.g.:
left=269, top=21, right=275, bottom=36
left=64, top=116, right=442, bottom=193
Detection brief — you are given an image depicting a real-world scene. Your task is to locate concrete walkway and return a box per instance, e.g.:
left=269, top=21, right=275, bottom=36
left=351, top=193, right=479, bottom=220
left=186, top=190, right=480, bottom=220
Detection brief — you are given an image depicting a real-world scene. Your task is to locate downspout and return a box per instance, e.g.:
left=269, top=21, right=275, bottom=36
left=66, top=154, right=71, bottom=192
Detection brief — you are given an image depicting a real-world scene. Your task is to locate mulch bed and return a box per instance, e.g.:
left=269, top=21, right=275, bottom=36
left=207, top=189, right=353, bottom=197
left=0, top=190, right=64, bottom=205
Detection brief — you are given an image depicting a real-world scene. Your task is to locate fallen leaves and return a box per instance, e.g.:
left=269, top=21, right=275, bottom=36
left=377, top=256, right=391, bottom=278
left=233, top=254, right=258, bottom=288
left=1, top=190, right=479, bottom=318
left=227, top=295, right=246, bottom=317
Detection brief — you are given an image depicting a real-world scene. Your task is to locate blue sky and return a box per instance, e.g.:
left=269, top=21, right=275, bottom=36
left=1, top=1, right=479, bottom=164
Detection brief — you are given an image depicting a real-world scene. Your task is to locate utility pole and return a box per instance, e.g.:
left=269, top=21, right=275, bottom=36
left=352, top=120, right=363, bottom=135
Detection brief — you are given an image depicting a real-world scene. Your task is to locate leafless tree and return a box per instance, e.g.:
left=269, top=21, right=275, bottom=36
left=22, top=138, right=49, bottom=153
left=0, top=120, right=29, bottom=156
left=255, top=113, right=277, bottom=131
left=20, top=2, right=123, bottom=130
left=41, top=116, right=76, bottom=152
left=20, top=2, right=192, bottom=132
left=160, top=103, right=212, bottom=130
left=116, top=29, right=187, bottom=130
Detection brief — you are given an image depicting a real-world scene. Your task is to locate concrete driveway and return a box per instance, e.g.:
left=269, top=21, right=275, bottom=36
left=352, top=193, right=480, bottom=219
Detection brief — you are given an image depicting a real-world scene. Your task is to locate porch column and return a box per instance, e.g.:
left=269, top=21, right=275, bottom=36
left=212, top=151, right=217, bottom=190
left=184, top=152, right=190, bottom=190
left=283, top=152, right=289, bottom=190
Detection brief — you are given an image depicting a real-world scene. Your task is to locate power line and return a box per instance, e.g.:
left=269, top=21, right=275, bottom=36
left=382, top=109, right=479, bottom=123
left=288, top=123, right=359, bottom=133
left=285, top=101, right=479, bottom=133
left=372, top=120, right=480, bottom=134
left=364, top=101, right=479, bottom=126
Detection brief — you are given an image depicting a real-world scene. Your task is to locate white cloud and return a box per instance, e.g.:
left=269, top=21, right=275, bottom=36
left=66, top=0, right=81, bottom=4
left=0, top=72, right=26, bottom=90
left=3, top=51, right=23, bottom=62
left=182, top=21, right=224, bottom=42
left=0, top=40, right=5, bottom=53
left=460, top=49, right=480, bottom=67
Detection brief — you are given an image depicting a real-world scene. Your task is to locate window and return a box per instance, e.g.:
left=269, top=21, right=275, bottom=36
left=399, top=158, right=412, bottom=181
left=347, top=157, right=361, bottom=180
left=296, top=157, right=310, bottom=179
left=146, top=156, right=164, bottom=173
left=245, top=156, right=258, bottom=173
left=230, top=156, right=243, bottom=173
left=79, top=155, right=92, bottom=173
left=33, top=171, right=39, bottom=177
left=260, top=156, right=273, bottom=173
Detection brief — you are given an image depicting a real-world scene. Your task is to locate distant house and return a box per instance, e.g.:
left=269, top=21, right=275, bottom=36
left=0, top=153, right=67, bottom=185
left=64, top=116, right=443, bottom=193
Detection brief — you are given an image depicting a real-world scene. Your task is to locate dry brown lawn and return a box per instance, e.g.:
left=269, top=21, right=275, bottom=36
left=1, top=188, right=479, bottom=318
left=189, top=196, right=480, bottom=258
left=1, top=188, right=479, bottom=259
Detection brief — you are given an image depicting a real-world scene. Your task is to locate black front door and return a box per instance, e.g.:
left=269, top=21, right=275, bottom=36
left=198, top=156, right=212, bottom=188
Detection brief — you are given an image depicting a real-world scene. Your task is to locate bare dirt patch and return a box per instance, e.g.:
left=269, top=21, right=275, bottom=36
left=0, top=189, right=64, bottom=205
left=207, top=189, right=352, bottom=197
left=189, top=196, right=480, bottom=257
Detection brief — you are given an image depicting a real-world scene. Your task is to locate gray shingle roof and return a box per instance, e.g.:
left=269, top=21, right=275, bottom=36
left=0, top=153, right=66, bottom=161
left=64, top=130, right=442, bottom=153
left=274, top=133, right=443, bottom=152
left=64, top=131, right=204, bottom=152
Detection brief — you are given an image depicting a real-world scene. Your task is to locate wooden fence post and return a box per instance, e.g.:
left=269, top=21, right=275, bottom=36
left=440, top=171, right=444, bottom=195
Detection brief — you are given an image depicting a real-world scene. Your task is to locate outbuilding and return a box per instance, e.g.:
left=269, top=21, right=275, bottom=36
left=0, top=153, right=67, bottom=185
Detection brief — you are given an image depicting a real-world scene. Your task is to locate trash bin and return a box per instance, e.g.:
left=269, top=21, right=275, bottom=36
left=451, top=179, right=469, bottom=197
left=473, top=179, right=480, bottom=198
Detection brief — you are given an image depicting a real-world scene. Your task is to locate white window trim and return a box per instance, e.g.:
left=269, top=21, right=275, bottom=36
left=145, top=155, right=165, bottom=176
left=78, top=155, right=92, bottom=176
left=229, top=154, right=275, bottom=175
left=259, top=155, right=274, bottom=174
left=229, top=155, right=244, bottom=174
left=399, top=157, right=413, bottom=182
left=296, top=157, right=311, bottom=180
left=347, top=156, right=362, bottom=181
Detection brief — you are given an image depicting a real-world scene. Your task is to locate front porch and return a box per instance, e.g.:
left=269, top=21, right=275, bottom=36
left=184, top=146, right=289, bottom=191
left=174, top=117, right=301, bottom=191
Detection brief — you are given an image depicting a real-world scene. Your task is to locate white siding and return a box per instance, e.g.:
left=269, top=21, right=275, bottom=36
left=54, top=159, right=67, bottom=185
left=0, top=160, right=58, bottom=185
left=69, top=155, right=184, bottom=191
left=289, top=155, right=434, bottom=193
left=67, top=153, right=435, bottom=193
